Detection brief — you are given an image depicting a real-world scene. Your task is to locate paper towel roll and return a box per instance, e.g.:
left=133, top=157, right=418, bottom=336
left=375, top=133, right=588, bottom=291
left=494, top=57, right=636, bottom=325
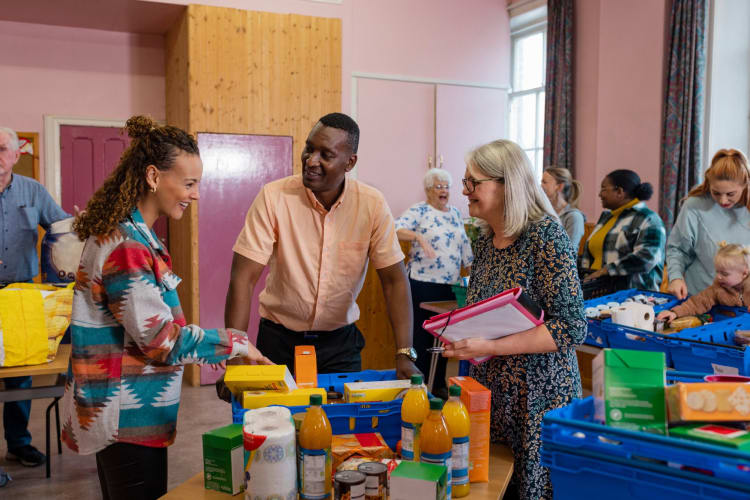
left=244, top=407, right=297, bottom=500
left=611, top=303, right=655, bottom=331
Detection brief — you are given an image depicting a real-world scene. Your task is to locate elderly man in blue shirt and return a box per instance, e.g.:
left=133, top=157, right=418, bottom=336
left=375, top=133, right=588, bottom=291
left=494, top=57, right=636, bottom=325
left=0, top=127, right=69, bottom=484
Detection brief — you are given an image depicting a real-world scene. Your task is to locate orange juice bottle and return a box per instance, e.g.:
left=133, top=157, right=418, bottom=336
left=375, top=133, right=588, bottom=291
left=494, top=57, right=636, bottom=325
left=442, top=385, right=471, bottom=498
left=401, top=374, right=429, bottom=461
left=299, top=394, right=332, bottom=499
left=421, top=397, right=453, bottom=500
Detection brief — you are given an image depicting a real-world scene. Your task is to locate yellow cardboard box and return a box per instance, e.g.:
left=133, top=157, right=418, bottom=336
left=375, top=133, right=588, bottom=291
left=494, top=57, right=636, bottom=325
left=224, top=365, right=297, bottom=396
left=241, top=388, right=327, bottom=409
left=344, top=379, right=411, bottom=403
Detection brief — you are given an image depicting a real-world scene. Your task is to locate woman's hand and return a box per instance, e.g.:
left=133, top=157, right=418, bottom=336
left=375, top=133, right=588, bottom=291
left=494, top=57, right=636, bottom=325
left=668, top=278, right=688, bottom=300
left=442, top=338, right=496, bottom=360
left=416, top=235, right=437, bottom=259
left=656, top=310, right=677, bottom=323
left=584, top=267, right=608, bottom=282
left=241, top=343, right=274, bottom=365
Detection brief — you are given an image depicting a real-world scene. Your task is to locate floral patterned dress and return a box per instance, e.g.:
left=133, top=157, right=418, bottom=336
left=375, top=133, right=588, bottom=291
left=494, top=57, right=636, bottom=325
left=467, top=216, right=586, bottom=500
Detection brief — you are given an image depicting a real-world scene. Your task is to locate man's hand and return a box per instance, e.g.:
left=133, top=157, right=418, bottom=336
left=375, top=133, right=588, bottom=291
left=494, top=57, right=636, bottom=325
left=396, top=356, right=421, bottom=380
left=668, top=278, right=688, bottom=300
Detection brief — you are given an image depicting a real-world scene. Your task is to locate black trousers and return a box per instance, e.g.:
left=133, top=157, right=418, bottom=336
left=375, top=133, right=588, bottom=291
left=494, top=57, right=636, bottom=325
left=96, top=443, right=168, bottom=500
left=409, top=278, right=456, bottom=392
left=256, top=318, right=365, bottom=375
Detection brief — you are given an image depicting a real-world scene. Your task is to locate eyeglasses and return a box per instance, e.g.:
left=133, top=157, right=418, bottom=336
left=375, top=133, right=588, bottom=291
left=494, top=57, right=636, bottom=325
left=462, top=177, right=503, bottom=193
left=432, top=184, right=450, bottom=190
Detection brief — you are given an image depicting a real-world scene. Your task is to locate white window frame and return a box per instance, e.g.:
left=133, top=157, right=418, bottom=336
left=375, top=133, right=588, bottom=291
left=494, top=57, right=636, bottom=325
left=508, top=20, right=547, bottom=178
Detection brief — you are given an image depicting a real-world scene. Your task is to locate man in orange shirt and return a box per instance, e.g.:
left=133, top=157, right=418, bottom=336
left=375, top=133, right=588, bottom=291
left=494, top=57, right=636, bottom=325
left=225, top=113, right=419, bottom=379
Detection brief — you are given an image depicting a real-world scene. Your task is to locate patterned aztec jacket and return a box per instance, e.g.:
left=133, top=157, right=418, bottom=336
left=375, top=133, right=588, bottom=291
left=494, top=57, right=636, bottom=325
left=580, top=201, right=666, bottom=291
left=61, top=209, right=249, bottom=455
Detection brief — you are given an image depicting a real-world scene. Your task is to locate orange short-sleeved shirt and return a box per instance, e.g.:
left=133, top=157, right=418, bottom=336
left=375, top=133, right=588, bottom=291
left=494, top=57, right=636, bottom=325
left=233, top=174, right=404, bottom=332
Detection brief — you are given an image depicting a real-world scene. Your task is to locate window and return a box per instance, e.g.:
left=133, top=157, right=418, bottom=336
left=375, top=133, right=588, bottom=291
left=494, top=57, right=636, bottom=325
left=508, top=23, right=547, bottom=178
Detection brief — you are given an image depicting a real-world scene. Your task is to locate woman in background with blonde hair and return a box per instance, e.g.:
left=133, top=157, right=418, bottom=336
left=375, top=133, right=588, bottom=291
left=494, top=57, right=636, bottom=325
left=667, top=149, right=750, bottom=299
left=541, top=166, right=586, bottom=247
left=442, top=139, right=585, bottom=499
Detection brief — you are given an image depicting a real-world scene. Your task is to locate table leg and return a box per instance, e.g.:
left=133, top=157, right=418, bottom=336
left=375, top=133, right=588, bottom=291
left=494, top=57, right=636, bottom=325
left=45, top=397, right=61, bottom=478
left=55, top=399, right=62, bottom=454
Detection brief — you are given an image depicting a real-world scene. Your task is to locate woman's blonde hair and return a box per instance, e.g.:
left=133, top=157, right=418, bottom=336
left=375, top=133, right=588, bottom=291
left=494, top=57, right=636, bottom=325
left=544, top=166, right=582, bottom=208
left=688, top=149, right=750, bottom=210
left=466, top=139, right=556, bottom=238
left=73, top=116, right=199, bottom=240
left=715, top=241, right=750, bottom=272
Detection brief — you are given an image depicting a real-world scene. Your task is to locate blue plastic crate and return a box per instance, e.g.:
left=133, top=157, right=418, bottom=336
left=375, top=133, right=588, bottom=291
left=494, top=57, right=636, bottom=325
left=542, top=397, right=750, bottom=485
left=544, top=447, right=750, bottom=500
left=583, top=289, right=681, bottom=347
left=317, top=370, right=396, bottom=394
left=665, top=370, right=710, bottom=383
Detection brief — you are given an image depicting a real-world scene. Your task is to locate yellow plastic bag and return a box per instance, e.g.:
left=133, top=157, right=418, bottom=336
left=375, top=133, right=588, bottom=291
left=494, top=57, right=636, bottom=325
left=0, top=282, right=74, bottom=367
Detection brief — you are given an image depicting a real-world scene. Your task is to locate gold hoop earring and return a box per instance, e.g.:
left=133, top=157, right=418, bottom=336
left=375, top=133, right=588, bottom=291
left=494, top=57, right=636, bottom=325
left=151, top=186, right=156, bottom=193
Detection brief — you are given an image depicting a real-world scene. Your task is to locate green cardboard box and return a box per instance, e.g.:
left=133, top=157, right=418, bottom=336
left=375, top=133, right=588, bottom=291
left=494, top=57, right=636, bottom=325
left=390, top=461, right=447, bottom=500
left=202, top=423, right=245, bottom=495
left=671, top=423, right=750, bottom=450
left=593, top=348, right=667, bottom=435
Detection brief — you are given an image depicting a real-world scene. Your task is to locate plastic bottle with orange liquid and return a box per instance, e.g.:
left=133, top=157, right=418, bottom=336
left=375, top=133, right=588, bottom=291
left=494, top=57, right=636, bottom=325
left=299, top=394, right=332, bottom=499
left=420, top=397, right=453, bottom=499
left=400, top=374, right=429, bottom=461
left=442, top=385, right=470, bottom=498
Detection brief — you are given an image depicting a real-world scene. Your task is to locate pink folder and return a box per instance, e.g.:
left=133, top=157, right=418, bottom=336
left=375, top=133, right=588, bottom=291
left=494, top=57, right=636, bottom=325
left=421, top=287, right=544, bottom=364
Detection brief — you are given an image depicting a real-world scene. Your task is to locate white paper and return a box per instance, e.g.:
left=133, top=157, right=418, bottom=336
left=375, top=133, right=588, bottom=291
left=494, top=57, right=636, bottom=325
left=437, top=303, right=535, bottom=342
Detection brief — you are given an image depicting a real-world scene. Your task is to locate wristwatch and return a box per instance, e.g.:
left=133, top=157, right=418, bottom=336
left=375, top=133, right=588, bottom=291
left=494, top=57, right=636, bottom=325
left=395, top=347, right=418, bottom=362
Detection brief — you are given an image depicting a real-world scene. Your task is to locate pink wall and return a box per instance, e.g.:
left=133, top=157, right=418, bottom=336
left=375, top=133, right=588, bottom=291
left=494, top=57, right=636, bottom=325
left=574, top=0, right=668, bottom=220
left=0, top=19, right=165, bottom=183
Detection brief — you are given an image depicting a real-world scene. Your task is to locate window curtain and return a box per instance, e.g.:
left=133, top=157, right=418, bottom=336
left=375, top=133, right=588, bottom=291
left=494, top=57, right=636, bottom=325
left=543, top=0, right=574, bottom=173
left=660, top=0, right=707, bottom=230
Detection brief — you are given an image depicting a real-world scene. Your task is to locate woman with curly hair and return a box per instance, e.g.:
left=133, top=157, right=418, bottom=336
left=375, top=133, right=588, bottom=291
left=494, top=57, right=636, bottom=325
left=61, top=116, right=271, bottom=499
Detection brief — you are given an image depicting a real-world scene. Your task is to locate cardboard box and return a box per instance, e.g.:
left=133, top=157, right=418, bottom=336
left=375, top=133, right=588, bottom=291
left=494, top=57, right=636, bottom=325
left=241, top=387, right=327, bottom=409
left=224, top=365, right=297, bottom=395
left=670, top=423, right=750, bottom=450
left=448, top=376, right=490, bottom=483
left=202, top=424, right=245, bottom=495
left=344, top=379, right=411, bottom=402
left=593, top=349, right=667, bottom=435
left=667, top=382, right=750, bottom=422
left=295, top=345, right=318, bottom=388
left=390, top=461, right=447, bottom=500
left=331, top=432, right=393, bottom=472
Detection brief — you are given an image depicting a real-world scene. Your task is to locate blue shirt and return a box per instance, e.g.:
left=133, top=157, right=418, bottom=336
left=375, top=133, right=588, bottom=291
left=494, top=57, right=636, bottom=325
left=0, top=174, right=69, bottom=282
left=395, top=202, right=473, bottom=284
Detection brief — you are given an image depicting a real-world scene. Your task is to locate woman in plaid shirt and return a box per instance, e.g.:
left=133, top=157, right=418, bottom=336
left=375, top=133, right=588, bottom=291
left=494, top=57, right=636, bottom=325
left=581, top=169, right=666, bottom=291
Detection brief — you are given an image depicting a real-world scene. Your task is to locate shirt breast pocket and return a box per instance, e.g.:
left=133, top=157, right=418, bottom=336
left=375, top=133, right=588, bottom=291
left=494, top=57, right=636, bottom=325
left=19, top=206, right=39, bottom=231
left=337, top=241, right=369, bottom=276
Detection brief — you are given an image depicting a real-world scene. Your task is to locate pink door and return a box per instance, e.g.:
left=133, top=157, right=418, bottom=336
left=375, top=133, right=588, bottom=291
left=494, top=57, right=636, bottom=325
left=197, top=133, right=293, bottom=384
left=60, top=125, right=168, bottom=243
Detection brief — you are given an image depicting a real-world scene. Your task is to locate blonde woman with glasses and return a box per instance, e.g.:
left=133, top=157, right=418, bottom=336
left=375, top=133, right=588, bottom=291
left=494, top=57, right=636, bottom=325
left=395, top=168, right=473, bottom=397
left=442, top=140, right=585, bottom=500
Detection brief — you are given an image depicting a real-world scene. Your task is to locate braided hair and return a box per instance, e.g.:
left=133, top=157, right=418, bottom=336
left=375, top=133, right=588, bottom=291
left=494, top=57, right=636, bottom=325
left=73, top=116, right=199, bottom=240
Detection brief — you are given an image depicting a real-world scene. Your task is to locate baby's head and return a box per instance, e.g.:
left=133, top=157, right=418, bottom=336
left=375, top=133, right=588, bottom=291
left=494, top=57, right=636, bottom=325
left=714, top=242, right=750, bottom=288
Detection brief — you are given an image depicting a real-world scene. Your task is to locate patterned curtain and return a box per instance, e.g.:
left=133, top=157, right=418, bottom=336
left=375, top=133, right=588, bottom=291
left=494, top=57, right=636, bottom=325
left=543, top=0, right=574, bottom=173
left=660, top=0, right=707, bottom=231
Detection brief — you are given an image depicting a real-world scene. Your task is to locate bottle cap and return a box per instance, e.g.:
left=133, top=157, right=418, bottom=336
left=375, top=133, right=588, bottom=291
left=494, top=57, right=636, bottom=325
left=429, top=398, right=444, bottom=410
left=310, top=394, right=323, bottom=405
left=449, top=385, right=461, bottom=397
left=410, top=374, right=423, bottom=385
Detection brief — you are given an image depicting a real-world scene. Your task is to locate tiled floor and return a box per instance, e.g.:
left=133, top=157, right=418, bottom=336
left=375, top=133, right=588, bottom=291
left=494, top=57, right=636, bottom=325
left=0, top=383, right=230, bottom=499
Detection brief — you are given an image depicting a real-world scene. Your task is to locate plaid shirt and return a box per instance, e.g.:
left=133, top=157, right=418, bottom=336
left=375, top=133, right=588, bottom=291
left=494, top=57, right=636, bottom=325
left=580, top=201, right=666, bottom=291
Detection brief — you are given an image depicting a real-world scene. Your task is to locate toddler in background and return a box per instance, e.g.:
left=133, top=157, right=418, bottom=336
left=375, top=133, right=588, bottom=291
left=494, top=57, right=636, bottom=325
left=658, top=242, right=750, bottom=322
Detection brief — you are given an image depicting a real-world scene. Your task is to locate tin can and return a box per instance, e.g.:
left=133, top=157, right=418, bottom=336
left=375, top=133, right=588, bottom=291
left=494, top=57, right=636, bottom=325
left=357, top=462, right=388, bottom=500
left=334, top=470, right=366, bottom=500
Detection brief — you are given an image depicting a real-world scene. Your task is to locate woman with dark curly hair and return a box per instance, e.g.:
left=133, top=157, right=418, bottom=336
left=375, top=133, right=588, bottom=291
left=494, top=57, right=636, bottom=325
left=61, top=116, right=271, bottom=500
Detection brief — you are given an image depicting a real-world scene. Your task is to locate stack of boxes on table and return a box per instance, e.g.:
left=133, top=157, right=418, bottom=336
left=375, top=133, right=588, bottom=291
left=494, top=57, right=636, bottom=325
left=200, top=345, right=493, bottom=499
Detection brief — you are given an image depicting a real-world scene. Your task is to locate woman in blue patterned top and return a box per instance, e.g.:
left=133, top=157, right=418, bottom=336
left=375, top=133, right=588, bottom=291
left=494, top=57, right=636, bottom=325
left=395, top=169, right=473, bottom=396
left=442, top=140, right=585, bottom=500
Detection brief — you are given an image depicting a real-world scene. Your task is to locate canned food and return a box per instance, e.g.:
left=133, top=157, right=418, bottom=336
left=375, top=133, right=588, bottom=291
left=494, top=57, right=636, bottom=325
left=334, top=470, right=366, bottom=500
left=357, top=462, right=388, bottom=500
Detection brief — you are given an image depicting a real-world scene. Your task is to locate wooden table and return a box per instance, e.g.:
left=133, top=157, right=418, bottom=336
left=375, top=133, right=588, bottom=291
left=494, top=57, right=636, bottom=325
left=161, top=443, right=514, bottom=499
left=0, top=344, right=71, bottom=478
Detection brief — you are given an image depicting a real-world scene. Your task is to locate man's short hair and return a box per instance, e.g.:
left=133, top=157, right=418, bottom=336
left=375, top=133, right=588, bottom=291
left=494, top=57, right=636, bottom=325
left=0, top=127, right=19, bottom=151
left=318, top=113, right=359, bottom=154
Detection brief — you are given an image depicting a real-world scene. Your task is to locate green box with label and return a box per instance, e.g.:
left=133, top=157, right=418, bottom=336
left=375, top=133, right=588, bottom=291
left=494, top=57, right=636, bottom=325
left=202, top=423, right=245, bottom=495
left=593, top=348, right=667, bottom=435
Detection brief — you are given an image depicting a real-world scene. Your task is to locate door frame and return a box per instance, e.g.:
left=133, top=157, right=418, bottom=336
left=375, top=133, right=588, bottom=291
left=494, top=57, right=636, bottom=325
left=43, top=115, right=127, bottom=204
